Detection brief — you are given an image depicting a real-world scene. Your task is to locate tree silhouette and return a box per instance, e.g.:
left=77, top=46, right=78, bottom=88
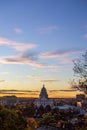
left=71, top=51, right=87, bottom=94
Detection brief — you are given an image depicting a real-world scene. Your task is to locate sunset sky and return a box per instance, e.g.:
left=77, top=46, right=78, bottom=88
left=0, top=0, right=87, bottom=97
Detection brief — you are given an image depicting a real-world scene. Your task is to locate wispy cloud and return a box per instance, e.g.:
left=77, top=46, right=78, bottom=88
left=2, top=52, right=37, bottom=64
left=0, top=89, right=39, bottom=93
left=0, top=89, right=78, bottom=98
left=0, top=37, right=36, bottom=51
left=0, top=90, right=39, bottom=96
left=1, top=71, right=10, bottom=75
left=27, top=74, right=60, bottom=83
left=38, top=25, right=59, bottom=34
left=0, top=52, right=58, bottom=69
left=40, top=79, right=60, bottom=83
left=58, top=89, right=77, bottom=92
left=0, top=48, right=84, bottom=69
left=40, top=49, right=84, bottom=59
left=49, top=89, right=77, bottom=92
left=27, top=75, right=41, bottom=80
left=0, top=80, right=5, bottom=83
left=0, top=89, right=77, bottom=94
left=13, top=28, right=23, bottom=34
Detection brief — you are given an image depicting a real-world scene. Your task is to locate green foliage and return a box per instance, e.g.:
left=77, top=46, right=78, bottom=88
left=38, top=112, right=57, bottom=127
left=23, top=104, right=35, bottom=117
left=0, top=108, right=26, bottom=130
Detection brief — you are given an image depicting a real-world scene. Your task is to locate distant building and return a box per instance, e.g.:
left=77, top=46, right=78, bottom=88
left=34, top=84, right=53, bottom=107
left=18, top=98, right=34, bottom=105
left=1, top=95, right=18, bottom=105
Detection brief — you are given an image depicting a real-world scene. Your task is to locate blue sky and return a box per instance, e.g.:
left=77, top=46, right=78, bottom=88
left=0, top=0, right=87, bottom=97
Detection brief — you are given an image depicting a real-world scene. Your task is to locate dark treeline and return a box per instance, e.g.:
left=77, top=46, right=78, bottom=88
left=0, top=103, right=87, bottom=130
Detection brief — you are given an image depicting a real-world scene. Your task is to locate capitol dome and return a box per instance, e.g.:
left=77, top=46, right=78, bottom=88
left=34, top=84, right=53, bottom=107
left=39, top=84, right=48, bottom=99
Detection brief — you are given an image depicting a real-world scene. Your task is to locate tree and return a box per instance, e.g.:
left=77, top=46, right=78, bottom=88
left=38, top=112, right=57, bottom=127
left=71, top=51, right=87, bottom=94
left=26, top=117, right=38, bottom=129
left=37, top=105, right=44, bottom=117
left=23, top=104, right=35, bottom=117
left=44, top=105, right=51, bottom=113
left=0, top=108, right=27, bottom=130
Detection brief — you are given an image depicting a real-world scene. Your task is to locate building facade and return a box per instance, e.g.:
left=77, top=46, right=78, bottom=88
left=1, top=95, right=18, bottom=105
left=34, top=85, right=53, bottom=107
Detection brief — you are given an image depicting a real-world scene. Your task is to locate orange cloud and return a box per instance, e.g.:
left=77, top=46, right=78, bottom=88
left=0, top=89, right=79, bottom=98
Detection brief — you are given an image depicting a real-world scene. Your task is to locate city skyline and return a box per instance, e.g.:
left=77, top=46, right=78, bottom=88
left=0, top=0, right=87, bottom=97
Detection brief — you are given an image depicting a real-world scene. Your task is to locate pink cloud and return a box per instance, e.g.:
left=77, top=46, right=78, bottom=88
left=28, top=62, right=57, bottom=69
left=0, top=37, right=36, bottom=51
left=40, top=49, right=84, bottom=59
left=13, top=28, right=23, bottom=34
left=0, top=53, right=58, bottom=69
left=40, top=51, right=58, bottom=58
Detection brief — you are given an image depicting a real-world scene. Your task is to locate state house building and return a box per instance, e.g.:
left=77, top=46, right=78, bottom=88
left=34, top=84, right=53, bottom=107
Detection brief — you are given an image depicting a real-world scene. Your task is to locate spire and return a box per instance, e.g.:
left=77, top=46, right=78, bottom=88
left=43, top=84, right=45, bottom=88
